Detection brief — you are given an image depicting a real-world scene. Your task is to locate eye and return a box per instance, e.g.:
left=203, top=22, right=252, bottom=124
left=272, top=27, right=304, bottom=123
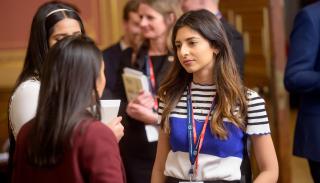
left=55, top=35, right=65, bottom=41
left=147, top=15, right=154, bottom=20
left=189, top=41, right=197, bottom=46
left=175, top=43, right=181, bottom=49
left=73, top=32, right=82, bottom=36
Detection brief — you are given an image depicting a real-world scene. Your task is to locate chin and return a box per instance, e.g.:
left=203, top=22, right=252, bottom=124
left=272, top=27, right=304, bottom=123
left=183, top=67, right=194, bottom=73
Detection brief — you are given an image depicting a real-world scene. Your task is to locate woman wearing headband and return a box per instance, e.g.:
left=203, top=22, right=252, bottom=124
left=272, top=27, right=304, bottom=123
left=9, top=2, right=84, bottom=141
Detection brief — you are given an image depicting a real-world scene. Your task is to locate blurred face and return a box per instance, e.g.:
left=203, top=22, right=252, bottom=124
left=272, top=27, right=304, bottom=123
left=175, top=26, right=218, bottom=75
left=181, top=0, right=203, bottom=12
left=124, top=11, right=142, bottom=49
left=96, top=61, right=106, bottom=98
left=48, top=18, right=82, bottom=47
left=138, top=3, right=168, bottom=39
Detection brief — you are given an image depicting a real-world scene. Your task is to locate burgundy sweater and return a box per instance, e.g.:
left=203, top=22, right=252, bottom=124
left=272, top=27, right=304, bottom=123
left=12, top=119, right=126, bottom=183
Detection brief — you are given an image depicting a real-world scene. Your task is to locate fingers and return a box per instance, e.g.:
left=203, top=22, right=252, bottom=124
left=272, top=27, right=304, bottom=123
left=108, top=116, right=122, bottom=126
left=106, top=116, right=124, bottom=142
left=133, top=91, right=155, bottom=108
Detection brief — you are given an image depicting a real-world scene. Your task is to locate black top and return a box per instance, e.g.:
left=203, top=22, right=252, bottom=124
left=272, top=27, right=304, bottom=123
left=102, top=42, right=133, bottom=99
left=117, top=42, right=173, bottom=159
left=221, top=17, right=245, bottom=79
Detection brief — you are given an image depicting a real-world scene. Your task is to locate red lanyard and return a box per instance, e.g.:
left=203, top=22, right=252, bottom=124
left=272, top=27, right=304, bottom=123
left=147, top=56, right=158, bottom=110
left=187, top=84, right=215, bottom=178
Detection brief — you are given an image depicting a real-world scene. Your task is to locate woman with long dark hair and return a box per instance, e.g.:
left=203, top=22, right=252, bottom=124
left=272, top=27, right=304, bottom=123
left=12, top=35, right=125, bottom=183
left=9, top=1, right=85, bottom=140
left=151, top=10, right=278, bottom=183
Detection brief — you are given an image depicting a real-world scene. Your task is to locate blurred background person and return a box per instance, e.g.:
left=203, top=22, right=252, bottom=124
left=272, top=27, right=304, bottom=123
left=180, top=0, right=245, bottom=79
left=12, top=35, right=125, bottom=183
left=117, top=0, right=182, bottom=182
left=284, top=1, right=320, bottom=182
left=102, top=0, right=143, bottom=99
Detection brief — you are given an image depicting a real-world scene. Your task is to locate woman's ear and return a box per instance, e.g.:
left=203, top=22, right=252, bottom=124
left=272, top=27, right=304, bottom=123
left=165, top=12, right=176, bottom=26
left=213, top=47, right=220, bottom=56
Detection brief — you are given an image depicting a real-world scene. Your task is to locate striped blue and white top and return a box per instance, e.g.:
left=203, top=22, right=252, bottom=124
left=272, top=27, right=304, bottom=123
left=158, top=82, right=270, bottom=181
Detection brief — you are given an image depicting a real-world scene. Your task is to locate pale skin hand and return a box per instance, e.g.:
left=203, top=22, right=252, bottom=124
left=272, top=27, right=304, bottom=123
left=106, top=116, right=124, bottom=142
left=151, top=130, right=171, bottom=183
left=252, top=134, right=279, bottom=183
left=133, top=90, right=155, bottom=108
left=126, top=91, right=158, bottom=124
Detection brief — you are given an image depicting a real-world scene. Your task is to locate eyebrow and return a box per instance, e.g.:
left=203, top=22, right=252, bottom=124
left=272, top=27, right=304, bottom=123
left=175, top=37, right=200, bottom=43
left=52, top=31, right=81, bottom=37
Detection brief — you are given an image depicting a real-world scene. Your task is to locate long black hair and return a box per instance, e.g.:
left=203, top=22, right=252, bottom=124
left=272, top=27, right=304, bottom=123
left=15, top=1, right=85, bottom=89
left=27, top=35, right=102, bottom=167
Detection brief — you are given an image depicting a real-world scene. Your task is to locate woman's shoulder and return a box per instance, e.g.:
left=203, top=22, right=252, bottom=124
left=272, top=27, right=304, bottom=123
left=13, top=79, right=40, bottom=96
left=246, top=88, right=265, bottom=101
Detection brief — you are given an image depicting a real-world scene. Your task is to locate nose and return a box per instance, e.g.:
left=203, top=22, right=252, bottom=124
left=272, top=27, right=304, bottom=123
left=180, top=44, right=189, bottom=57
left=140, top=16, right=147, bottom=27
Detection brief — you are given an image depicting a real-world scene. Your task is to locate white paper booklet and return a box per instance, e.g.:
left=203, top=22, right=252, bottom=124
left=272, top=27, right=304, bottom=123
left=122, top=67, right=149, bottom=101
left=145, top=125, right=159, bottom=142
left=100, top=100, right=121, bottom=124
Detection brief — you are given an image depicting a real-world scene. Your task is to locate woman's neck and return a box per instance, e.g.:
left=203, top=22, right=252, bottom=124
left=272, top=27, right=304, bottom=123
left=148, top=37, right=167, bottom=56
left=192, top=64, right=214, bottom=85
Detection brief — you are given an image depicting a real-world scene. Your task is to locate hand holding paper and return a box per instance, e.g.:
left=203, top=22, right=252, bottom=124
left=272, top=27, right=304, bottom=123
left=106, top=116, right=124, bottom=142
left=132, top=91, right=154, bottom=109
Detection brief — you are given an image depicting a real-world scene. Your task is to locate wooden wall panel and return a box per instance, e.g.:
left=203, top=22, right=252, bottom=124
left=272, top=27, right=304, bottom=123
left=221, top=1, right=291, bottom=183
left=221, top=3, right=271, bottom=88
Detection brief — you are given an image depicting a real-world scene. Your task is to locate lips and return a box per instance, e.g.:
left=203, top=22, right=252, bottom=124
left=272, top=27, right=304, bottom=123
left=182, top=59, right=194, bottom=65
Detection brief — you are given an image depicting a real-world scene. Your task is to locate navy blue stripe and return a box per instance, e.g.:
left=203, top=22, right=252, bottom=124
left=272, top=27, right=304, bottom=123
left=247, top=109, right=265, bottom=113
left=247, top=122, right=269, bottom=125
left=247, top=115, right=268, bottom=119
left=248, top=102, right=265, bottom=107
left=248, top=96, right=260, bottom=101
left=182, top=94, right=216, bottom=98
left=180, top=100, right=214, bottom=104
left=190, top=88, right=215, bottom=92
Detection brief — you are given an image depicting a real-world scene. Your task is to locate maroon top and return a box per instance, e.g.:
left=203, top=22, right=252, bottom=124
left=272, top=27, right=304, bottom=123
left=12, top=119, right=126, bottom=183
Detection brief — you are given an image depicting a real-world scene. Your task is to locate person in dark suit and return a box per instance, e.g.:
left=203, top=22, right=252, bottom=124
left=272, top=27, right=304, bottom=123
left=180, top=0, right=245, bottom=79
left=102, top=0, right=142, bottom=99
left=284, top=1, right=320, bottom=182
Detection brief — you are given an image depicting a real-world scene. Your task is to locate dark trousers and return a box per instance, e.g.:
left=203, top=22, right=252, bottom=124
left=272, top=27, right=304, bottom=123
left=308, top=159, right=320, bottom=183
left=166, top=176, right=240, bottom=183
left=122, top=155, right=155, bottom=183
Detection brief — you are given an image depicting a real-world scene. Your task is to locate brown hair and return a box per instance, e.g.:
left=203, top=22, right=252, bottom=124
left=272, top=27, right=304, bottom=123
left=123, top=0, right=140, bottom=21
left=159, top=10, right=247, bottom=139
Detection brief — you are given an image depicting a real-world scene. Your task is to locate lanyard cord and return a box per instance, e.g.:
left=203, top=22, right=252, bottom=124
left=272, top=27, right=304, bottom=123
left=187, top=83, right=215, bottom=179
left=145, top=56, right=158, bottom=110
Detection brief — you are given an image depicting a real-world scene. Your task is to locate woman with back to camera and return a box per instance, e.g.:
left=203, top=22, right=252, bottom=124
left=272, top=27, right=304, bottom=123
left=118, top=0, right=181, bottom=182
left=151, top=10, right=278, bottom=183
left=12, top=35, right=125, bottom=183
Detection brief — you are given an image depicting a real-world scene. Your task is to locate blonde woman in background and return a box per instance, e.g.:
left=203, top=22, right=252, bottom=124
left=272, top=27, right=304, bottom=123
left=117, top=0, right=182, bottom=182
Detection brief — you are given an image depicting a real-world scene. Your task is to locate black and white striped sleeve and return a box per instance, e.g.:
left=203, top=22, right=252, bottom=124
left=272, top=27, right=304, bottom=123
left=246, top=89, right=271, bottom=135
left=157, top=98, right=165, bottom=124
